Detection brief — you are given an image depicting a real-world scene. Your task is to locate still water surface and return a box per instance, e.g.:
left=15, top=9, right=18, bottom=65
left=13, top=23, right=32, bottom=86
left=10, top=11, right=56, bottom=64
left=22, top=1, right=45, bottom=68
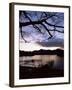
left=20, top=55, right=64, bottom=70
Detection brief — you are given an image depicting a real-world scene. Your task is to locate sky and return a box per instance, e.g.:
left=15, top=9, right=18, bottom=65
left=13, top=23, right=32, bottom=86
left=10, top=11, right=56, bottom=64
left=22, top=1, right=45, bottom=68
left=19, top=10, right=64, bottom=51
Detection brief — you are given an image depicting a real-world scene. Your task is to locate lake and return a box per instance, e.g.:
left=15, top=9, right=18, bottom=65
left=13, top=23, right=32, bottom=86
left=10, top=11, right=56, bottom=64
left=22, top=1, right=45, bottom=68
left=19, top=55, right=64, bottom=69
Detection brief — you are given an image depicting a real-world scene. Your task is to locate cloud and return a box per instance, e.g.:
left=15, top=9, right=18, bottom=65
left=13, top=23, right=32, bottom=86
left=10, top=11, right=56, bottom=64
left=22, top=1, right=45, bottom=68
left=36, top=38, right=64, bottom=47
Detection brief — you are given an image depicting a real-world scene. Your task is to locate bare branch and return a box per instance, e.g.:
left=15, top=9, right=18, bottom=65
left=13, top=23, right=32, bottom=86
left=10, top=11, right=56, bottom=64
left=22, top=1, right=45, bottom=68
left=49, top=29, right=64, bottom=33
left=19, top=11, right=64, bottom=41
left=33, top=25, right=43, bottom=33
left=41, top=23, right=53, bottom=39
left=44, top=21, right=64, bottom=28
left=20, top=27, right=29, bottom=43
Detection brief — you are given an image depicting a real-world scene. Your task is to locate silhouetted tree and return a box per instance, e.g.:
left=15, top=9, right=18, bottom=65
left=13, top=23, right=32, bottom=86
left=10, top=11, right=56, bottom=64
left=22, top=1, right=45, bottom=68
left=19, top=11, right=64, bottom=42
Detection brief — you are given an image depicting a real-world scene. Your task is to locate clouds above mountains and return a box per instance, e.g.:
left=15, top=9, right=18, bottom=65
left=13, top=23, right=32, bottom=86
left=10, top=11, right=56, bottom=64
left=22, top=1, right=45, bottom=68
left=19, top=11, right=64, bottom=51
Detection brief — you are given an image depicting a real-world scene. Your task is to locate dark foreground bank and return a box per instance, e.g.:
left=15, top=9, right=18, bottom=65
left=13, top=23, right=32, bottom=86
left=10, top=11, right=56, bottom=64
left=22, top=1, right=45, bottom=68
left=19, top=64, right=64, bottom=79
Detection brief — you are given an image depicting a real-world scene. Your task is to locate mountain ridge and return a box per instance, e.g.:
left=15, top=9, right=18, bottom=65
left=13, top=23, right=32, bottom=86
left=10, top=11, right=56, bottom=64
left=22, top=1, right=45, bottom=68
left=19, top=48, right=64, bottom=57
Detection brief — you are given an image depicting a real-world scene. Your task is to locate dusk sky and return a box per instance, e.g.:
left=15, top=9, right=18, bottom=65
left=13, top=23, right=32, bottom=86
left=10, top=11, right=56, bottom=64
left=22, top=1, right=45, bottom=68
left=19, top=10, right=64, bottom=51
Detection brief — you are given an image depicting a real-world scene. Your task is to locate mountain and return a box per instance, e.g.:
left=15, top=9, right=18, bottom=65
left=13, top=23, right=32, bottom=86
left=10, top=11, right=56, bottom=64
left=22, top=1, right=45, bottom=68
left=19, top=49, right=64, bottom=57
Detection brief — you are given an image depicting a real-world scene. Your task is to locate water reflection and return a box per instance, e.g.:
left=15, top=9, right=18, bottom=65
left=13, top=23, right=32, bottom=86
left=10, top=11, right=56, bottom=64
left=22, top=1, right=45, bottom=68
left=19, top=55, right=64, bottom=70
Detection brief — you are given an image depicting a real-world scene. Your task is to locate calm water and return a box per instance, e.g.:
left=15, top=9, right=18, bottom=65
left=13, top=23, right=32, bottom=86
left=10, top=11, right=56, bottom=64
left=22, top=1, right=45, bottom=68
left=19, top=55, right=64, bottom=70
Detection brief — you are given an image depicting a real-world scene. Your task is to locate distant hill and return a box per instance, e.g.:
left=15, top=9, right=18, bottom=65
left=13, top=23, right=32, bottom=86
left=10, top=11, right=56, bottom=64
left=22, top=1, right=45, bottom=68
left=19, top=49, right=64, bottom=57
